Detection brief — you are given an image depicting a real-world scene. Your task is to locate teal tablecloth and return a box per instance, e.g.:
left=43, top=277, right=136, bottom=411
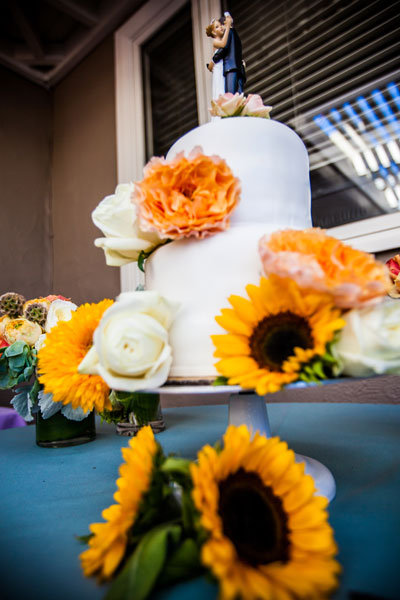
left=1, top=403, right=399, bottom=600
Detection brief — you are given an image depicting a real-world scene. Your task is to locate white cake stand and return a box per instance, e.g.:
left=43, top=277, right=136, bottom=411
left=144, top=383, right=336, bottom=502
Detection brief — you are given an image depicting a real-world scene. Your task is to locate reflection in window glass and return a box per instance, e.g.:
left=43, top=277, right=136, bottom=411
left=225, top=0, right=400, bottom=227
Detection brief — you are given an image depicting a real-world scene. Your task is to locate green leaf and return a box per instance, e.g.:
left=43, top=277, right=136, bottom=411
left=180, top=488, right=197, bottom=533
left=105, top=524, right=181, bottom=600
left=9, top=355, right=27, bottom=370
left=75, top=533, right=94, bottom=544
left=138, top=251, right=146, bottom=273
left=312, top=361, right=326, bottom=380
left=158, top=538, right=202, bottom=586
left=5, top=341, right=27, bottom=357
left=29, top=378, right=41, bottom=404
left=212, top=376, right=229, bottom=386
left=161, top=457, right=191, bottom=479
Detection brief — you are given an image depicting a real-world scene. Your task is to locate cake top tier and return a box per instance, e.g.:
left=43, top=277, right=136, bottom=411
left=167, top=117, right=312, bottom=228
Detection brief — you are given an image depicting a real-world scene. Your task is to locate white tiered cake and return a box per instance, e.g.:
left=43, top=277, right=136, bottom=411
left=145, top=116, right=312, bottom=380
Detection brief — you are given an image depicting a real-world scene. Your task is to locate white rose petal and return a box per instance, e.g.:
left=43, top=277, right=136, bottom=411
left=77, top=345, right=99, bottom=375
left=45, top=299, right=77, bottom=333
left=35, top=333, right=47, bottom=352
left=92, top=183, right=161, bottom=265
left=334, top=298, right=400, bottom=377
left=78, top=291, right=179, bottom=392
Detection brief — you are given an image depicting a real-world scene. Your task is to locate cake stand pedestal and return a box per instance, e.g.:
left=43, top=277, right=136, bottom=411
left=147, top=383, right=336, bottom=502
left=227, top=392, right=336, bottom=501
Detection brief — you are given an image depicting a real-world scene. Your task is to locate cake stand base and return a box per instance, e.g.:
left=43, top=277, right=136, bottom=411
left=228, top=393, right=336, bottom=502
left=142, top=383, right=336, bottom=501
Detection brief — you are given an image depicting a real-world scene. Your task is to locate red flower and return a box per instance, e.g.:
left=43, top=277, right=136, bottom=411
left=386, top=255, right=400, bottom=281
left=0, top=337, right=10, bottom=348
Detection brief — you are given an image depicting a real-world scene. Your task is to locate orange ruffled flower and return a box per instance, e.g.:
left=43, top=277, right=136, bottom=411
left=259, top=228, right=390, bottom=309
left=134, top=148, right=241, bottom=239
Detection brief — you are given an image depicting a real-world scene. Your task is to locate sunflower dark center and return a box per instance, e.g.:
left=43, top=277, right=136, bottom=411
left=250, top=312, right=313, bottom=371
left=218, top=468, right=289, bottom=566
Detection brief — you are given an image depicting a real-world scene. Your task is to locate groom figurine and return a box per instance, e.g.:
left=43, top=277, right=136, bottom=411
left=208, top=13, right=246, bottom=94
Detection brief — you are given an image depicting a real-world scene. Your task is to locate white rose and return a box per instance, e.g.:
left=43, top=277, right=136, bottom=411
left=241, top=94, right=272, bottom=118
left=78, top=291, right=179, bottom=391
left=333, top=298, right=400, bottom=377
left=93, top=183, right=161, bottom=266
left=209, top=92, right=246, bottom=117
left=45, top=299, right=77, bottom=332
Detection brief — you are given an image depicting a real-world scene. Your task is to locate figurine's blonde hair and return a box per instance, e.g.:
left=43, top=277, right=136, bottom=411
left=205, top=22, right=215, bottom=38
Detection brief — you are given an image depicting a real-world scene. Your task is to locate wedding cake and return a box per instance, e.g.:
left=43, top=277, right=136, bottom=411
left=145, top=116, right=312, bottom=380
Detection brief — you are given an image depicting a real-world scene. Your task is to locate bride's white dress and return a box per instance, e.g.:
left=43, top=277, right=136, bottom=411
left=211, top=60, right=225, bottom=121
left=212, top=60, right=225, bottom=99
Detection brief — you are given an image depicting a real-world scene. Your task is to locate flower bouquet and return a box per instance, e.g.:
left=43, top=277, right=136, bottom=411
left=77, top=291, right=178, bottom=435
left=212, top=229, right=399, bottom=393
left=0, top=292, right=107, bottom=446
left=79, top=425, right=340, bottom=600
left=209, top=92, right=272, bottom=119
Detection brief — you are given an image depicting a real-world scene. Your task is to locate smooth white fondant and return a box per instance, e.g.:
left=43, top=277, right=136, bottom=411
left=168, top=117, right=312, bottom=229
left=145, top=117, right=312, bottom=378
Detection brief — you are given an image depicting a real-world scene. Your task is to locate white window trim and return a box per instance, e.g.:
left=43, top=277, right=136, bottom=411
left=329, top=212, right=400, bottom=253
left=114, top=0, right=221, bottom=292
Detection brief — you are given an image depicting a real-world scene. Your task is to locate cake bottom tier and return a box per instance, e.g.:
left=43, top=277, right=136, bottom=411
left=146, top=223, right=282, bottom=379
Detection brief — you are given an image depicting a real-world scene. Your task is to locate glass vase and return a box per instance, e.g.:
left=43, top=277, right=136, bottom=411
left=116, top=392, right=165, bottom=436
left=35, top=410, right=96, bottom=448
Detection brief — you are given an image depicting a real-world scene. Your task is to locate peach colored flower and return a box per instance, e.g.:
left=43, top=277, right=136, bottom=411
left=386, top=255, right=400, bottom=298
left=45, top=294, right=71, bottom=303
left=134, top=148, right=241, bottom=239
left=209, top=92, right=246, bottom=117
left=259, top=228, right=391, bottom=309
left=241, top=94, right=272, bottom=118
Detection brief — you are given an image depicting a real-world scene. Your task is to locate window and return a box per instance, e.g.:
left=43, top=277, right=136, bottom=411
left=142, top=3, right=198, bottom=159
left=225, top=0, right=400, bottom=228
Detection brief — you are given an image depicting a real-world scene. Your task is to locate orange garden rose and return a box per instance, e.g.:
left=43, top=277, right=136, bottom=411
left=259, top=228, right=390, bottom=309
left=134, top=148, right=241, bottom=239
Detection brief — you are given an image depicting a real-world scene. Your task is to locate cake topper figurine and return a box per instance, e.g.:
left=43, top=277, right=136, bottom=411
left=206, top=12, right=246, bottom=97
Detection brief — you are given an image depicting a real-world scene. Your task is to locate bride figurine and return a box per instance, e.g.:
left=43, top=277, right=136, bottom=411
left=205, top=13, right=233, bottom=101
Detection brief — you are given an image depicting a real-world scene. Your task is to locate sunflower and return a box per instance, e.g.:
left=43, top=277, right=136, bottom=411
left=80, top=426, right=158, bottom=580
left=212, top=275, right=345, bottom=395
left=37, top=299, right=113, bottom=412
left=191, top=425, right=340, bottom=600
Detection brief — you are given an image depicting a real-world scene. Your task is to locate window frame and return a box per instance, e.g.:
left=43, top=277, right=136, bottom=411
left=114, top=0, right=221, bottom=291
left=114, top=0, right=400, bottom=293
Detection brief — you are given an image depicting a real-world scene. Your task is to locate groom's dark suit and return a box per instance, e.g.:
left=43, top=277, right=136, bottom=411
left=213, top=26, right=246, bottom=94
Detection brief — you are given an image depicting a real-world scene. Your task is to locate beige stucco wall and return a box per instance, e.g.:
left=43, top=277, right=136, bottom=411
left=52, top=36, right=119, bottom=305
left=0, top=66, right=52, bottom=299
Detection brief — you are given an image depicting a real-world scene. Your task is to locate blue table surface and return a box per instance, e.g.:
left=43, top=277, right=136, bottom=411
left=1, top=403, right=400, bottom=600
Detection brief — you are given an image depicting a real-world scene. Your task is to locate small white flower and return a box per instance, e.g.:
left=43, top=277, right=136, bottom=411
left=333, top=298, right=400, bottom=376
left=93, top=183, right=161, bottom=266
left=45, top=299, right=77, bottom=333
left=241, top=94, right=272, bottom=118
left=209, top=92, right=246, bottom=117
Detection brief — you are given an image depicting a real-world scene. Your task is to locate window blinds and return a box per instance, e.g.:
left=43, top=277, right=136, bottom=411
left=225, top=0, right=400, bottom=227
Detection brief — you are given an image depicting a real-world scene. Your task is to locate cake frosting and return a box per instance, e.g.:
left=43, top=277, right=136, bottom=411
left=145, top=116, right=312, bottom=379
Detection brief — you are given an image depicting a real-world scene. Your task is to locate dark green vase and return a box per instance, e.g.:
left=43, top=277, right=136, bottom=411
left=36, top=410, right=96, bottom=448
left=116, top=393, right=165, bottom=436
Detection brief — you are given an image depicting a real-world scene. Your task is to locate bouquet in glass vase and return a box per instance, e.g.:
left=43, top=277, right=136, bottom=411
left=0, top=292, right=99, bottom=447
